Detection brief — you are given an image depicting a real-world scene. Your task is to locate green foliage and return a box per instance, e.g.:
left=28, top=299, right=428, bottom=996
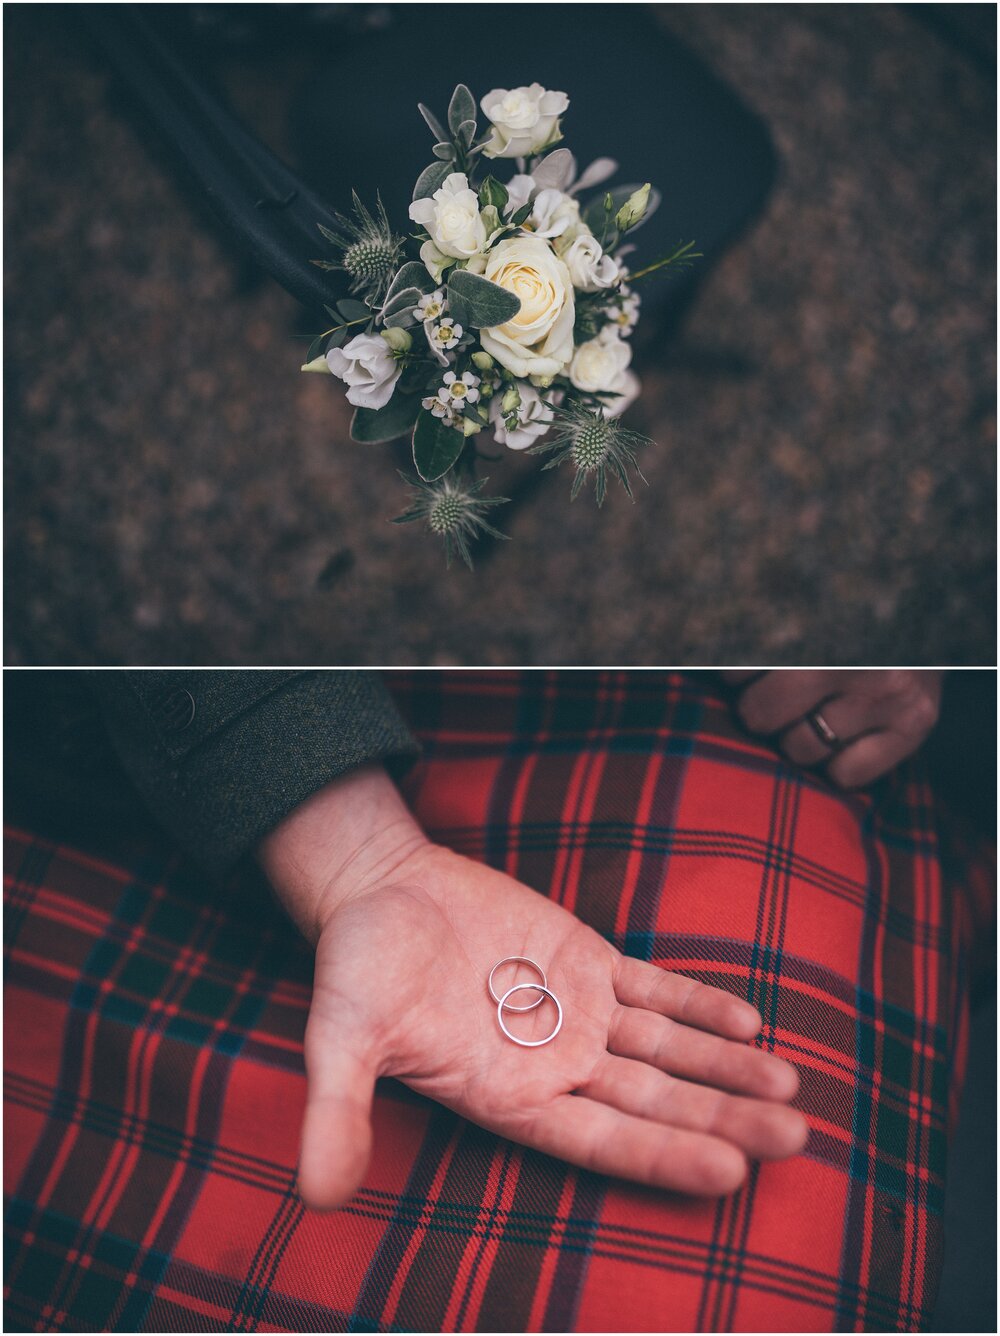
left=412, top=160, right=453, bottom=202
left=447, top=84, right=477, bottom=138
left=412, top=410, right=465, bottom=481
left=350, top=392, right=422, bottom=444
left=446, top=270, right=521, bottom=330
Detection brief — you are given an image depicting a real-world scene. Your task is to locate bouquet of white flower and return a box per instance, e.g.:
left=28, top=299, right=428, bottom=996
left=302, top=82, right=698, bottom=566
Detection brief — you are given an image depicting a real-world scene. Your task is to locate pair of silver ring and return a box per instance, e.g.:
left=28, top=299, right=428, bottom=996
left=488, top=956, right=563, bottom=1047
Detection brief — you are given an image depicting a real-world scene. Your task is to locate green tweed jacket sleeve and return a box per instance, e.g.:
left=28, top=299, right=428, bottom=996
left=90, top=671, right=420, bottom=876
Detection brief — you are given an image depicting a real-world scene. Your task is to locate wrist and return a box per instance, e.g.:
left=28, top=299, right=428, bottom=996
left=257, top=764, right=431, bottom=945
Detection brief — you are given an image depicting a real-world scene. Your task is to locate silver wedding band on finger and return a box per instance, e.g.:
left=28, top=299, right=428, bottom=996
left=806, top=707, right=839, bottom=749
left=489, top=957, right=562, bottom=1047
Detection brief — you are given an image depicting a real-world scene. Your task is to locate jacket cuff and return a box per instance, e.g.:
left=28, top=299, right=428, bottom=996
left=92, top=671, right=420, bottom=875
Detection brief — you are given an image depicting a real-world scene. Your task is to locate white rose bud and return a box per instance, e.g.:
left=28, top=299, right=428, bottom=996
left=615, top=183, right=651, bottom=231
left=569, top=331, right=633, bottom=395
left=409, top=173, right=487, bottom=268
left=380, top=327, right=412, bottom=354
left=480, top=84, right=569, bottom=159
left=326, top=332, right=402, bottom=409
left=471, top=351, right=495, bottom=371
left=561, top=234, right=619, bottom=292
left=300, top=354, right=331, bottom=373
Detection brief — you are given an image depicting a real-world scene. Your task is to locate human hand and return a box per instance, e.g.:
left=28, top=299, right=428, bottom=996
left=260, top=766, right=808, bottom=1212
left=722, top=670, right=943, bottom=788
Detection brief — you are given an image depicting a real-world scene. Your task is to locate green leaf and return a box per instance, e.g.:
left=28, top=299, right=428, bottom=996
left=382, top=286, right=423, bottom=326
left=336, top=298, right=370, bottom=322
left=412, top=160, right=452, bottom=202
left=479, top=176, right=509, bottom=211
left=412, top=410, right=465, bottom=480
left=432, top=141, right=456, bottom=161
left=326, top=325, right=348, bottom=350
left=447, top=269, right=520, bottom=329
left=417, top=102, right=446, bottom=142
left=351, top=392, right=422, bottom=444
left=447, top=84, right=476, bottom=137
left=510, top=202, right=533, bottom=226
left=323, top=304, right=340, bottom=320
left=455, top=118, right=477, bottom=151
left=384, top=262, right=435, bottom=308
left=317, top=223, right=341, bottom=247
left=305, top=331, right=329, bottom=362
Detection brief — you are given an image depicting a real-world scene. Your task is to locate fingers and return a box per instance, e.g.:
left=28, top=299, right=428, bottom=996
left=527, top=1093, right=749, bottom=1196
left=580, top=1053, right=809, bottom=1162
left=613, top=955, right=762, bottom=1041
left=608, top=1005, right=799, bottom=1102
left=826, top=729, right=922, bottom=789
left=735, top=670, right=844, bottom=735
left=298, top=1019, right=378, bottom=1211
left=779, top=693, right=886, bottom=767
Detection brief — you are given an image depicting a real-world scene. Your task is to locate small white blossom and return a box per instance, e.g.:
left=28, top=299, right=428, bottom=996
left=603, top=288, right=641, bottom=336
left=429, top=319, right=463, bottom=352
left=415, top=289, right=447, bottom=323
left=422, top=393, right=461, bottom=427
left=440, top=370, right=481, bottom=405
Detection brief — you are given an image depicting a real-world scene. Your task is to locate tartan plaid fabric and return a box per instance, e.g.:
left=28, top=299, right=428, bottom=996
left=4, top=671, right=994, bottom=1333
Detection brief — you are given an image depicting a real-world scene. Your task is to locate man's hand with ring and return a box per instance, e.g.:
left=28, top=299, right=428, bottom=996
left=721, top=670, right=944, bottom=788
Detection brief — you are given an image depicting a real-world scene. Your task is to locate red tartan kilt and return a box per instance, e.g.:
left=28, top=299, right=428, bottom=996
left=4, top=672, right=994, bottom=1332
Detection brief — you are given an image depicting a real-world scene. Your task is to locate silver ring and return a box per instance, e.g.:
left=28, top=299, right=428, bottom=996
left=807, top=708, right=839, bottom=749
left=488, top=956, right=547, bottom=1012
left=497, top=984, right=563, bottom=1047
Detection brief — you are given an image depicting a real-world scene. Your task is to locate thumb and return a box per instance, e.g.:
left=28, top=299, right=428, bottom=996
left=298, top=1015, right=378, bottom=1211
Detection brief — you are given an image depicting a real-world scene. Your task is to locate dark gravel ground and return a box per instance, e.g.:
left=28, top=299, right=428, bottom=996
left=4, top=4, right=995, bottom=665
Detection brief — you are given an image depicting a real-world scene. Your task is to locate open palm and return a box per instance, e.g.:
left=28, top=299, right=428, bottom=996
left=299, top=844, right=807, bottom=1210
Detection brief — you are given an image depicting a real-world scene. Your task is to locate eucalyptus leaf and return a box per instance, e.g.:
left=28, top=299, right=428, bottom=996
left=381, top=286, right=423, bottom=319
left=336, top=298, right=370, bottom=322
left=351, top=392, right=422, bottom=444
left=323, top=303, right=340, bottom=320
left=326, top=325, right=349, bottom=349
left=447, top=83, right=476, bottom=137
left=447, top=269, right=521, bottom=329
left=412, top=160, right=453, bottom=202
left=412, top=410, right=465, bottom=481
left=530, top=148, right=575, bottom=191
left=417, top=102, right=446, bottom=142
left=432, top=141, right=457, bottom=161
left=384, top=262, right=435, bottom=309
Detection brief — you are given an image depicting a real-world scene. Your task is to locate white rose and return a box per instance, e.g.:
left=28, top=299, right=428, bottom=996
left=478, top=236, right=575, bottom=380
left=326, top=332, right=401, bottom=409
left=561, top=234, right=620, bottom=292
left=409, top=173, right=487, bottom=266
left=568, top=330, right=638, bottom=415
left=480, top=84, right=569, bottom=159
left=490, top=382, right=555, bottom=451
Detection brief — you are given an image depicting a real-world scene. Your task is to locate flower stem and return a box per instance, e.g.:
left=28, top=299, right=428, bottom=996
left=627, top=240, right=702, bottom=284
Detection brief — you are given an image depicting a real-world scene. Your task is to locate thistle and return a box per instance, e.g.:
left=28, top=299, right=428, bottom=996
left=530, top=401, right=650, bottom=506
left=314, top=192, right=405, bottom=302
left=391, top=474, right=509, bottom=569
